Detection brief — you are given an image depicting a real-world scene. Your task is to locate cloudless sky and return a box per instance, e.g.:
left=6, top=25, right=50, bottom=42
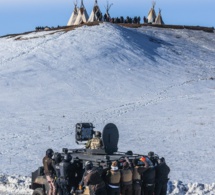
left=0, top=0, right=214, bottom=36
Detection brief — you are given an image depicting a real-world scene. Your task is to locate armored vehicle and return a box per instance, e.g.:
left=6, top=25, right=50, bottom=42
left=30, top=123, right=158, bottom=195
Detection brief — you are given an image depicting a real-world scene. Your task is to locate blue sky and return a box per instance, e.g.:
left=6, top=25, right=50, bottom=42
left=0, top=0, right=214, bottom=36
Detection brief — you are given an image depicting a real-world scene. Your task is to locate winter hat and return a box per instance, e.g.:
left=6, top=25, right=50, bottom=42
left=139, top=156, right=146, bottom=162
left=160, top=157, right=165, bottom=163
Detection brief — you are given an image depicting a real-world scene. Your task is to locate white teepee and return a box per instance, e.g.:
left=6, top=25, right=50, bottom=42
left=155, top=9, right=164, bottom=25
left=88, top=0, right=102, bottom=22
left=74, top=0, right=89, bottom=25
left=67, top=1, right=79, bottom=26
left=147, top=2, right=156, bottom=23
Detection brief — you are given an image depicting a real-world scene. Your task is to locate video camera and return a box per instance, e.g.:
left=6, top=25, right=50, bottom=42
left=75, top=123, right=94, bottom=144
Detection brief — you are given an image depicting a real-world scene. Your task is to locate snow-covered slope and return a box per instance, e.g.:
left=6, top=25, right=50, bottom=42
left=0, top=23, right=215, bottom=194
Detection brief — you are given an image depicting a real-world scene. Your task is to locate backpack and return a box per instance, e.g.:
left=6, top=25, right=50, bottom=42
left=88, top=169, right=102, bottom=185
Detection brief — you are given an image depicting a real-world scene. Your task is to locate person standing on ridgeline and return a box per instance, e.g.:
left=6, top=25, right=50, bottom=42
left=120, top=161, right=133, bottom=195
left=43, top=148, right=56, bottom=195
left=105, top=161, right=121, bottom=195
left=154, top=157, right=170, bottom=195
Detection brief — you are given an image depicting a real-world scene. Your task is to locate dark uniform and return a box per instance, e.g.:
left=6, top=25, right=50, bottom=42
left=120, top=162, right=133, bottom=195
left=139, top=157, right=155, bottom=195
left=154, top=158, right=170, bottom=195
left=106, top=161, right=121, bottom=195
left=58, top=154, right=77, bottom=195
left=141, top=167, right=156, bottom=195
left=84, top=166, right=107, bottom=195
left=52, top=153, right=62, bottom=195
left=43, top=149, right=56, bottom=195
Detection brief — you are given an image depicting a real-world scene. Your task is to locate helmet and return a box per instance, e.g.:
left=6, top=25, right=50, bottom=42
left=148, top=151, right=154, bottom=157
left=95, top=131, right=101, bottom=137
left=123, top=162, right=129, bottom=169
left=46, top=149, right=54, bottom=158
left=85, top=161, right=93, bottom=170
left=126, top=150, right=133, bottom=155
left=54, top=152, right=62, bottom=163
left=160, top=157, right=165, bottom=163
left=64, top=154, right=72, bottom=162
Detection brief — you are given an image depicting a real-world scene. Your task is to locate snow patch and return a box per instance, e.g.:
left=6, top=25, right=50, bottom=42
left=0, top=174, right=32, bottom=195
left=0, top=174, right=215, bottom=195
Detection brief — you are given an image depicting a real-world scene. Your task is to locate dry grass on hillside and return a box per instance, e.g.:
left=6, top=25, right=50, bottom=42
left=1, top=21, right=213, bottom=41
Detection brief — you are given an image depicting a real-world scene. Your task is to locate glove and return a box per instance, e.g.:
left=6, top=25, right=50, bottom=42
left=79, top=184, right=82, bottom=190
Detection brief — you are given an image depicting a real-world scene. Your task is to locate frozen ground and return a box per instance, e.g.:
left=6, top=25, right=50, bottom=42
left=0, top=23, right=215, bottom=194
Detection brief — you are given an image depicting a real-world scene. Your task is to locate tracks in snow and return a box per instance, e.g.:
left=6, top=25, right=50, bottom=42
left=83, top=77, right=213, bottom=124
left=0, top=32, right=65, bottom=68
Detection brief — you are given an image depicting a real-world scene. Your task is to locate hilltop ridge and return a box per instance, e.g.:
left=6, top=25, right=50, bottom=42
left=1, top=22, right=214, bottom=39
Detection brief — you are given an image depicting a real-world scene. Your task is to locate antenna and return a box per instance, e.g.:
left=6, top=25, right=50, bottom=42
left=94, top=0, right=99, bottom=8
left=152, top=1, right=156, bottom=8
left=105, top=1, right=113, bottom=13
left=74, top=0, right=78, bottom=6
left=73, top=0, right=78, bottom=14
left=80, top=0, right=84, bottom=7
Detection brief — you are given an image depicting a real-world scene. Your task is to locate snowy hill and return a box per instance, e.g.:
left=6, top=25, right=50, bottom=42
left=0, top=23, right=215, bottom=194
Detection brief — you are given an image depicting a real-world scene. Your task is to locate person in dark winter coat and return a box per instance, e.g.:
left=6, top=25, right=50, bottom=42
left=105, top=161, right=121, bottom=195
left=58, top=154, right=77, bottom=195
left=139, top=156, right=156, bottom=195
left=52, top=152, right=62, bottom=195
left=154, top=157, right=170, bottom=195
left=83, top=161, right=107, bottom=195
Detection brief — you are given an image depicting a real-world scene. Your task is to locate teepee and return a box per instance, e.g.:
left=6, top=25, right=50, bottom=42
left=147, top=2, right=156, bottom=23
left=67, top=1, right=79, bottom=26
left=88, top=0, right=102, bottom=22
left=104, top=1, right=113, bottom=21
left=74, top=0, right=89, bottom=25
left=155, top=9, right=164, bottom=25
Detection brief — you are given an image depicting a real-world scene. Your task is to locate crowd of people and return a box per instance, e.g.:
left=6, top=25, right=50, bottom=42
left=104, top=14, right=141, bottom=24
left=42, top=130, right=170, bottom=195
left=42, top=147, right=170, bottom=195
left=35, top=15, right=142, bottom=31
left=80, top=153, right=170, bottom=195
